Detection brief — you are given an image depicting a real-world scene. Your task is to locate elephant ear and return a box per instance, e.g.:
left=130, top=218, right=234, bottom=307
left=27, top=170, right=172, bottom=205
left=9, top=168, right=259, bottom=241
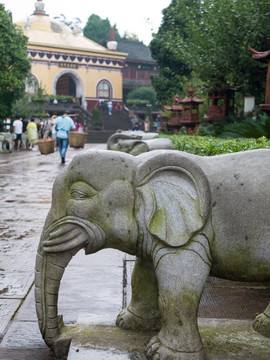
left=134, top=151, right=211, bottom=247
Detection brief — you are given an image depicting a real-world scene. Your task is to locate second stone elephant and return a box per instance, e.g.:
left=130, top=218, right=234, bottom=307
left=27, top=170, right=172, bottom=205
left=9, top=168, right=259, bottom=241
left=35, top=149, right=270, bottom=360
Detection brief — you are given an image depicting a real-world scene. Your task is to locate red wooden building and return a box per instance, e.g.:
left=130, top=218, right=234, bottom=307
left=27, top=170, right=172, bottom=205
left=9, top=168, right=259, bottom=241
left=116, top=39, right=159, bottom=101
left=162, top=90, right=204, bottom=134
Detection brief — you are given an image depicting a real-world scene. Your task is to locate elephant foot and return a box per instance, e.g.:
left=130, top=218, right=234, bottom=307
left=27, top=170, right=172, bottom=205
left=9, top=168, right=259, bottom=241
left=116, top=308, right=161, bottom=331
left=146, top=336, right=206, bottom=360
left=252, top=312, right=270, bottom=338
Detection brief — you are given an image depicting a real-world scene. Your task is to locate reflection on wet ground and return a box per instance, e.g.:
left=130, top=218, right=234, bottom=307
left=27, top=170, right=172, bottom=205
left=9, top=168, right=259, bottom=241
left=0, top=144, right=106, bottom=360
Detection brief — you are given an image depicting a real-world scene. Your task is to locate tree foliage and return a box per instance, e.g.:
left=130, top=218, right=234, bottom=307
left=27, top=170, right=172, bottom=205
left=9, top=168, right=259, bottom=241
left=0, top=5, right=31, bottom=119
left=151, top=0, right=270, bottom=102
left=127, top=87, right=157, bottom=105
left=83, top=14, right=121, bottom=47
left=150, top=0, right=199, bottom=103
left=122, top=31, right=140, bottom=42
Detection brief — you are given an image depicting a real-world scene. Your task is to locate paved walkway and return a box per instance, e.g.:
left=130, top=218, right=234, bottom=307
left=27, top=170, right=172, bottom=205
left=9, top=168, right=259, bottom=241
left=0, top=144, right=121, bottom=360
left=0, top=144, right=270, bottom=360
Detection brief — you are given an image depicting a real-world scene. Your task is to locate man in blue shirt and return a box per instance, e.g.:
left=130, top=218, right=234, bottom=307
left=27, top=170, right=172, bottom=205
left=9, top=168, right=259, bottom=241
left=54, top=112, right=75, bottom=164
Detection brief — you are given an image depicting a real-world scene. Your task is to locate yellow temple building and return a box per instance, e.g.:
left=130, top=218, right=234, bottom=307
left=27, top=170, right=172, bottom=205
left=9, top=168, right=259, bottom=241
left=16, top=0, right=127, bottom=112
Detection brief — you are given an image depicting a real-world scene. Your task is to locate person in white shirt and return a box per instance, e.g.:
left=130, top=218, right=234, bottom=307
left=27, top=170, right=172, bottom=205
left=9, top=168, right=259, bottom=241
left=12, top=116, right=23, bottom=151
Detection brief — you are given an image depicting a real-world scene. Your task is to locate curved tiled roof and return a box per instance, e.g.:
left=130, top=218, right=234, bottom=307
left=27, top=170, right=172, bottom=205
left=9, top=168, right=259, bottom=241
left=117, top=39, right=156, bottom=62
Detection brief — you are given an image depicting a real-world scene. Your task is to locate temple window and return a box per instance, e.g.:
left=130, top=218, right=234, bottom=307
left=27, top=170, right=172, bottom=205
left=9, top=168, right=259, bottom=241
left=97, top=80, right=111, bottom=98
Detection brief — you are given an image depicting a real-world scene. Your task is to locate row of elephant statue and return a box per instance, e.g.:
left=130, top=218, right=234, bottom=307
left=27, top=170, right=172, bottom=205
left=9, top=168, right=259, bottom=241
left=107, top=130, right=174, bottom=155
left=0, top=132, right=29, bottom=152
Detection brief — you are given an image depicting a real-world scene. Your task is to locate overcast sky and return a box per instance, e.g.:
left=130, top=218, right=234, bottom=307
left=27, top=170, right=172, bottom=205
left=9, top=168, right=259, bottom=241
left=1, top=0, right=171, bottom=45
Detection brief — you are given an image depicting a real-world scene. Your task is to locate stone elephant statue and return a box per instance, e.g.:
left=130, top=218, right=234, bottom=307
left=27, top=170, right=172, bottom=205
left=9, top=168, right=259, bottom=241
left=35, top=149, right=270, bottom=360
left=107, top=130, right=157, bottom=150
left=114, top=138, right=174, bottom=155
left=0, top=132, right=12, bottom=152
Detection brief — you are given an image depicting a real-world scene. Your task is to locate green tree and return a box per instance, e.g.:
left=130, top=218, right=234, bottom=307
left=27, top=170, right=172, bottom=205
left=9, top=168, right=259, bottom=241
left=0, top=5, right=31, bottom=119
left=185, top=0, right=270, bottom=98
left=150, top=0, right=199, bottom=103
left=83, top=14, right=121, bottom=47
left=127, top=87, right=157, bottom=105
left=122, top=31, right=140, bottom=42
left=151, top=0, right=270, bottom=102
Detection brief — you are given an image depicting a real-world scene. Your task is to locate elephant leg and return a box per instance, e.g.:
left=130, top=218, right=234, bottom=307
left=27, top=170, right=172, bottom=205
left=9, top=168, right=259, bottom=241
left=116, top=256, right=161, bottom=331
left=146, top=235, right=211, bottom=360
left=253, top=301, right=270, bottom=338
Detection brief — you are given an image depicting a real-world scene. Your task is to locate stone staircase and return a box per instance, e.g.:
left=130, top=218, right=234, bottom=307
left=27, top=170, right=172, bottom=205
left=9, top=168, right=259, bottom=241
left=86, top=110, right=132, bottom=143
left=102, top=109, right=131, bottom=131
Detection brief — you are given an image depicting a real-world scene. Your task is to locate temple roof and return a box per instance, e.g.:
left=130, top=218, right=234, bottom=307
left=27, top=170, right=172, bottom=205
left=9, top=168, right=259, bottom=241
left=17, top=15, right=107, bottom=52
left=16, top=1, right=125, bottom=56
left=117, top=39, right=156, bottom=62
left=180, top=96, right=204, bottom=104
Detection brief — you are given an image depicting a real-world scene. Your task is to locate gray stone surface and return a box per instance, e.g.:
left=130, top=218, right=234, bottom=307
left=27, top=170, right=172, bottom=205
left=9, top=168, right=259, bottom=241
left=66, top=320, right=270, bottom=360
left=0, top=143, right=107, bottom=343
left=36, top=148, right=270, bottom=360
left=1, top=145, right=270, bottom=360
left=107, top=130, right=173, bottom=155
left=0, top=299, right=21, bottom=338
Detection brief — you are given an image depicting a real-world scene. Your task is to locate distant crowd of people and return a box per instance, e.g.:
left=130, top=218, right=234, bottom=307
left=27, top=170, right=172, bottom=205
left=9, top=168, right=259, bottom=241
left=12, top=112, right=84, bottom=164
left=129, top=113, right=161, bottom=132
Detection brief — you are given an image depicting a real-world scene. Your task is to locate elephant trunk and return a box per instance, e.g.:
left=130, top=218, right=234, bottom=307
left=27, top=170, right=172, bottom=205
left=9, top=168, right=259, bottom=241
left=35, top=216, right=105, bottom=354
left=35, top=248, right=77, bottom=347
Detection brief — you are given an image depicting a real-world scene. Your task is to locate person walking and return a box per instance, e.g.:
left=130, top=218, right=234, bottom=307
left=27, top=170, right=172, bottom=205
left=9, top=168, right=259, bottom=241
left=39, top=117, right=45, bottom=139
left=74, top=116, right=83, bottom=132
left=43, top=114, right=51, bottom=139
left=26, top=117, right=38, bottom=150
left=144, top=116, right=150, bottom=132
left=53, top=112, right=75, bottom=164
left=12, top=115, right=23, bottom=151
left=108, top=100, right=112, bottom=115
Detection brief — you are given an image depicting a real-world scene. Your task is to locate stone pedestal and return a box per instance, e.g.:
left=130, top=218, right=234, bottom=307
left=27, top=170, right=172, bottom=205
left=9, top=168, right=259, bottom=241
left=66, top=319, right=270, bottom=360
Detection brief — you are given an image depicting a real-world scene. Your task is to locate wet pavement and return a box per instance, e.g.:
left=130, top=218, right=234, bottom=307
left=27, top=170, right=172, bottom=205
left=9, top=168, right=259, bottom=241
left=0, top=144, right=270, bottom=359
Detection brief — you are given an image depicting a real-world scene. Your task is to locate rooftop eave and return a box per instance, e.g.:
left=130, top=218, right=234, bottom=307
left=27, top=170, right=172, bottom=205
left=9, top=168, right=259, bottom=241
left=27, top=42, right=127, bottom=59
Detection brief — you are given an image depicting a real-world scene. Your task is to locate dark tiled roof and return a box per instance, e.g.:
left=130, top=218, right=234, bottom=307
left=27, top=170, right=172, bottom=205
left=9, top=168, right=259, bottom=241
left=123, top=79, right=152, bottom=88
left=117, top=39, right=156, bottom=62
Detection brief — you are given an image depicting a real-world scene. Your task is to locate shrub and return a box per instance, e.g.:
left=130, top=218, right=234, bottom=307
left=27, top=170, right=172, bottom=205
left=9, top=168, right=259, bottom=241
left=159, top=134, right=270, bottom=156
left=127, top=87, right=157, bottom=105
left=199, top=111, right=270, bottom=139
left=91, top=108, right=102, bottom=129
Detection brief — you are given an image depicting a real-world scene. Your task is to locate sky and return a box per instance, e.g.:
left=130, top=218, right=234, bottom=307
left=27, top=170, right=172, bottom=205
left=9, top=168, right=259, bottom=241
left=1, top=0, right=171, bottom=45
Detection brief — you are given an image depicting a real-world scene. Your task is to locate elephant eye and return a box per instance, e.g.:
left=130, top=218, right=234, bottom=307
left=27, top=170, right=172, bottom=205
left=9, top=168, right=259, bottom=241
left=70, top=181, right=97, bottom=200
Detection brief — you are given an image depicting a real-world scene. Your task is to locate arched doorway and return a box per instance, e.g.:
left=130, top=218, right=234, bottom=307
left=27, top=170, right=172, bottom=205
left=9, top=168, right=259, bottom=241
left=53, top=70, right=85, bottom=102
left=56, top=74, right=76, bottom=97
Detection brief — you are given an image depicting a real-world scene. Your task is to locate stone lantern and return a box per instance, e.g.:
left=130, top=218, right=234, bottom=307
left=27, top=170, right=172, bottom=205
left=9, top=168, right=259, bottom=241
left=249, top=45, right=270, bottom=116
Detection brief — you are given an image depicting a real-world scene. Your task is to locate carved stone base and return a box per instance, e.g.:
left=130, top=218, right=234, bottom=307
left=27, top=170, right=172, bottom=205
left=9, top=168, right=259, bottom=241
left=63, top=319, right=270, bottom=360
left=252, top=312, right=270, bottom=338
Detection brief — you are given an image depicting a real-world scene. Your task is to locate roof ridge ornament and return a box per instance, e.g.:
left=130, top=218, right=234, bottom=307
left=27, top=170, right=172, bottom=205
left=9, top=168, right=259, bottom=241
left=33, top=0, right=48, bottom=16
